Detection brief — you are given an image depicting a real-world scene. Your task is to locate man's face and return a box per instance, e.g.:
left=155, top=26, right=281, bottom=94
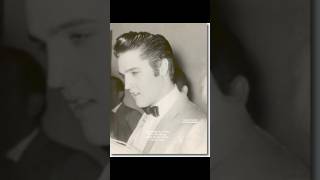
left=118, top=49, right=164, bottom=108
left=26, top=0, right=109, bottom=146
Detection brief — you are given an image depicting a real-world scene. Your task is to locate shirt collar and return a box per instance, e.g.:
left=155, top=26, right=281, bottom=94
left=112, top=102, right=122, bottom=113
left=152, top=85, right=179, bottom=117
left=6, top=128, right=39, bottom=162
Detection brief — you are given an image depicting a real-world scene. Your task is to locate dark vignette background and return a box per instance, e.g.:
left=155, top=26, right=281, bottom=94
left=0, top=0, right=210, bottom=180
left=212, top=0, right=311, bottom=179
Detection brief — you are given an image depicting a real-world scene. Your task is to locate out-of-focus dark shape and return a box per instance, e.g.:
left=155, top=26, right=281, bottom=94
left=211, top=24, right=310, bottom=180
left=212, top=0, right=310, bottom=167
left=0, top=47, right=102, bottom=180
left=110, top=76, right=142, bottom=142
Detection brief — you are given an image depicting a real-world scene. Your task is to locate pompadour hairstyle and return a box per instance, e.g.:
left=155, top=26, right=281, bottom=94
left=113, top=31, right=176, bottom=81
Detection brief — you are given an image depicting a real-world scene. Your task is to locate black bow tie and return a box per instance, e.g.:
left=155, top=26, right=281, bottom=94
left=142, top=106, right=159, bottom=117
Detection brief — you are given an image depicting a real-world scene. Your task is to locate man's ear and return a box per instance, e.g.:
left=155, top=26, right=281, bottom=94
left=159, top=58, right=169, bottom=76
left=229, top=76, right=250, bottom=103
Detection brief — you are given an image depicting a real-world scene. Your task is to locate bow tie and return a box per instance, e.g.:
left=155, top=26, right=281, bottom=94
left=142, top=106, right=159, bottom=117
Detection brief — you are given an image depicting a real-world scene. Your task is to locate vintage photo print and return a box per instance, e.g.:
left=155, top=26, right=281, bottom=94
left=110, top=23, right=210, bottom=157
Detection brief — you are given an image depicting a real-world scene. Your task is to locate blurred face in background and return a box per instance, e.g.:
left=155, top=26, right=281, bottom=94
left=26, top=0, right=109, bottom=146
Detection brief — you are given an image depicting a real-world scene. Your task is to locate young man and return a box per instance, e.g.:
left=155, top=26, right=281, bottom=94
left=26, top=0, right=109, bottom=178
left=113, top=31, right=207, bottom=154
left=0, top=47, right=102, bottom=180
left=26, top=0, right=109, bottom=147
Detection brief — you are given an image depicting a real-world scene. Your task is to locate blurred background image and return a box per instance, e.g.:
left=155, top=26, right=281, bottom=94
left=0, top=0, right=110, bottom=179
left=0, top=0, right=312, bottom=179
left=211, top=0, right=310, bottom=179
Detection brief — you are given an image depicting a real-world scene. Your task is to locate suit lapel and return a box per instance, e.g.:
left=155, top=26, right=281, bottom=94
left=143, top=93, right=188, bottom=153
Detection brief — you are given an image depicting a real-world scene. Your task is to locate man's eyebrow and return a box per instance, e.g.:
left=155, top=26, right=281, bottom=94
left=118, top=68, right=139, bottom=77
left=49, top=18, right=97, bottom=36
left=124, top=67, right=139, bottom=73
left=28, top=34, right=43, bottom=44
left=118, top=73, right=124, bottom=78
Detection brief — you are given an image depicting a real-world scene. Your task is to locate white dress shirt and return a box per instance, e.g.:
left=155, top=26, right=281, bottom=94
left=127, top=85, right=179, bottom=152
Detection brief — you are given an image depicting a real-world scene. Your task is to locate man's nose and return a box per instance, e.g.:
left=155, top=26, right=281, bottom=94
left=47, top=64, right=63, bottom=89
left=46, top=46, right=68, bottom=89
left=124, top=76, right=133, bottom=90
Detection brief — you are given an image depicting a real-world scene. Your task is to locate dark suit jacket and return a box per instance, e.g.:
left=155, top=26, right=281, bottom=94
left=111, top=103, right=142, bottom=142
left=1, top=130, right=102, bottom=180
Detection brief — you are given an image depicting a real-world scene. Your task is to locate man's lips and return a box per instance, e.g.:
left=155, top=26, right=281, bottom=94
left=66, top=98, right=96, bottom=109
left=66, top=98, right=84, bottom=103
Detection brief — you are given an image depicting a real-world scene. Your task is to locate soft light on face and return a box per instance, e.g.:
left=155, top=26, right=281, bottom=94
left=118, top=48, right=164, bottom=108
left=26, top=0, right=109, bottom=146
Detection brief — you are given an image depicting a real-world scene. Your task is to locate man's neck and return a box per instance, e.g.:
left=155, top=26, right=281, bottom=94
left=152, top=82, right=175, bottom=106
left=212, top=105, right=255, bottom=168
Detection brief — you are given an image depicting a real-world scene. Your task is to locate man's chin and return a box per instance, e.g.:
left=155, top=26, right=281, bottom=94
left=134, top=100, right=149, bottom=108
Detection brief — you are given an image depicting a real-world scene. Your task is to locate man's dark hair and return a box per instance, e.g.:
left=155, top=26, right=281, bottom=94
left=0, top=47, right=46, bottom=94
left=113, top=31, right=176, bottom=81
left=212, top=23, right=260, bottom=120
left=174, top=65, right=193, bottom=99
left=0, top=47, right=46, bottom=126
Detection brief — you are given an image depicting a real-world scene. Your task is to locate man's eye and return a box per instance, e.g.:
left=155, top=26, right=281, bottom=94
left=34, top=41, right=47, bottom=52
left=131, top=72, right=139, bottom=76
left=68, top=32, right=92, bottom=45
left=119, top=73, right=124, bottom=79
left=28, top=35, right=47, bottom=52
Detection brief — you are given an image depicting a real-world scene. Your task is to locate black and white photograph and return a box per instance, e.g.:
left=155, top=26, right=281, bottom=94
left=110, top=23, right=209, bottom=156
